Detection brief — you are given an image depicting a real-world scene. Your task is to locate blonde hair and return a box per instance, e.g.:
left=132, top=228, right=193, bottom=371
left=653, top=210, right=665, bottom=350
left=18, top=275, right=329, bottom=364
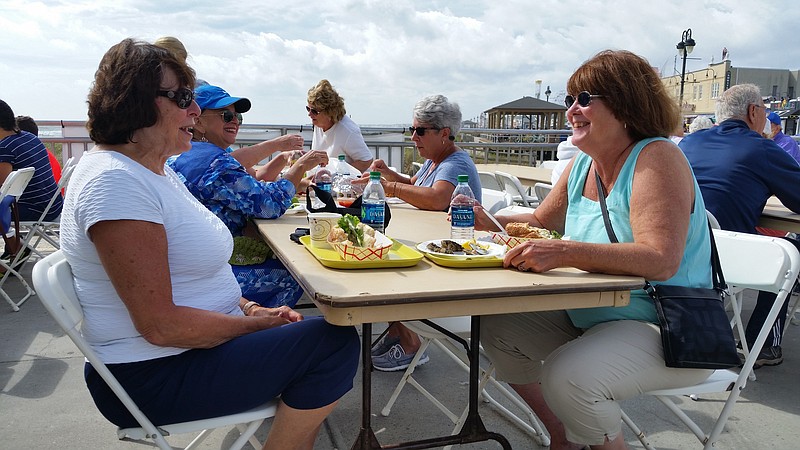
left=154, top=36, right=188, bottom=62
left=307, top=80, right=346, bottom=123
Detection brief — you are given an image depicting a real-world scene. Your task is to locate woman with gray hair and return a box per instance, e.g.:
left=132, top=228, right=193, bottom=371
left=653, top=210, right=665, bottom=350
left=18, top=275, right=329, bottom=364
left=357, top=94, right=483, bottom=371
left=308, top=79, right=373, bottom=173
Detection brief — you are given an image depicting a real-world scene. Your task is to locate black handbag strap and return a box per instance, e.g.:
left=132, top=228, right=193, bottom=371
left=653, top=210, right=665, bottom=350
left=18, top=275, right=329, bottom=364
left=593, top=170, right=727, bottom=293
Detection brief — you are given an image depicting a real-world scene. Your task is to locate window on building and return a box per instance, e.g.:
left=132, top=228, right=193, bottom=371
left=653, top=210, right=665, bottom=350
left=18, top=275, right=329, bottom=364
left=712, top=82, right=720, bottom=99
left=772, top=85, right=778, bottom=97
left=698, top=85, right=703, bottom=100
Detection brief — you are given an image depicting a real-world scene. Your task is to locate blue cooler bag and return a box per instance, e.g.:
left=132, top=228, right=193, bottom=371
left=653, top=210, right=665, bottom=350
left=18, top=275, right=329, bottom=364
left=230, top=237, right=303, bottom=308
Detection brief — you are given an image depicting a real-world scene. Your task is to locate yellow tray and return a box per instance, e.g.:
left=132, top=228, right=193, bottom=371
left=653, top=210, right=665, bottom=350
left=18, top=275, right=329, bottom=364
left=300, top=235, right=424, bottom=269
left=422, top=252, right=504, bottom=268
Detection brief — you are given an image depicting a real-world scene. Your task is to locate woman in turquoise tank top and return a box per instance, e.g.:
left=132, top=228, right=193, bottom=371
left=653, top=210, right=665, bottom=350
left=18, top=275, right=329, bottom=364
left=475, top=50, right=713, bottom=449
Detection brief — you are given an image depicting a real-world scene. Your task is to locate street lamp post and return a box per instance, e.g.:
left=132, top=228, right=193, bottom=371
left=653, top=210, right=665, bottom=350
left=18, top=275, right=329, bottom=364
left=677, top=28, right=696, bottom=108
left=545, top=86, right=551, bottom=102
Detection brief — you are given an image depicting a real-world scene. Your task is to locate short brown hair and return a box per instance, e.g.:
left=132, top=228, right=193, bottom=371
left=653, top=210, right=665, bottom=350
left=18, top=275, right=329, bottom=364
left=567, top=50, right=680, bottom=141
left=87, top=38, right=196, bottom=145
left=307, top=79, right=346, bottom=123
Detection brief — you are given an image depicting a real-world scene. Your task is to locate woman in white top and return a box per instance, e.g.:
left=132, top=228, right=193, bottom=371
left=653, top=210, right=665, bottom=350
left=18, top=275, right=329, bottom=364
left=60, top=39, right=359, bottom=450
left=308, top=79, right=374, bottom=174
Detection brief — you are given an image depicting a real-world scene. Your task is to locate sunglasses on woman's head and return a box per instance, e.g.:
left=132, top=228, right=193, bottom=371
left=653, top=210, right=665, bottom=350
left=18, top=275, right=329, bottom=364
left=409, top=126, right=441, bottom=136
left=157, top=87, right=195, bottom=109
left=204, top=110, right=243, bottom=124
left=565, top=91, right=604, bottom=108
left=306, top=106, right=321, bottom=115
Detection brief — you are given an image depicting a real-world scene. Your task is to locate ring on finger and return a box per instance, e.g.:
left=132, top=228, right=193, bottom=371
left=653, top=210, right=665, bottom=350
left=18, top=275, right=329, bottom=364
left=517, top=263, right=527, bottom=272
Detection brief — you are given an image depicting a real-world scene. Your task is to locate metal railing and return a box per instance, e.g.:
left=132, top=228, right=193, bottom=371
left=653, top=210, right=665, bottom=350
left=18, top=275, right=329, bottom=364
left=36, top=121, right=571, bottom=173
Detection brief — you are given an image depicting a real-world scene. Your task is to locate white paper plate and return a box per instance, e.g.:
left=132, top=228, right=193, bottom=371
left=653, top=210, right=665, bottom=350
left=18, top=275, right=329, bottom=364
left=416, top=239, right=505, bottom=259
left=284, top=203, right=307, bottom=215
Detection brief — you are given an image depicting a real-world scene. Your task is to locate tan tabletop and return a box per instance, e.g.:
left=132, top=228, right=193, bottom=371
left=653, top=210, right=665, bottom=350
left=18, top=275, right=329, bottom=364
left=255, top=205, right=641, bottom=326
left=475, top=163, right=553, bottom=188
left=256, top=205, right=642, bottom=449
left=759, top=197, right=800, bottom=233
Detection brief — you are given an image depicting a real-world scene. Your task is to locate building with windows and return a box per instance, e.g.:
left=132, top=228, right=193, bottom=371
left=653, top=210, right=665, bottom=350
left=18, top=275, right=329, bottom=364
left=661, top=60, right=800, bottom=134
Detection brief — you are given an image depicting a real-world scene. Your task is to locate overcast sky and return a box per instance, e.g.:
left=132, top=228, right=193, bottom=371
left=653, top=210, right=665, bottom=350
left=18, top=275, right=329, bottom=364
left=2, top=0, right=798, bottom=126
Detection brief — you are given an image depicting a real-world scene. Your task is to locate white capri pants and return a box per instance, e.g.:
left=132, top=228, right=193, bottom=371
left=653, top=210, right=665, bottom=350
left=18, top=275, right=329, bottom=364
left=480, top=311, right=712, bottom=445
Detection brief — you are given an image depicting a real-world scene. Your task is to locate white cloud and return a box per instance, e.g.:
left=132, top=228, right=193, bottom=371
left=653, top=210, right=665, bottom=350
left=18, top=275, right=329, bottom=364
left=1, top=0, right=798, bottom=125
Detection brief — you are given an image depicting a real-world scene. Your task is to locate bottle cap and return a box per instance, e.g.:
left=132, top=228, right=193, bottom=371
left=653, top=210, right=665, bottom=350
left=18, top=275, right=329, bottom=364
left=369, top=171, right=381, bottom=180
left=338, top=155, right=346, bottom=161
left=457, top=174, right=469, bottom=183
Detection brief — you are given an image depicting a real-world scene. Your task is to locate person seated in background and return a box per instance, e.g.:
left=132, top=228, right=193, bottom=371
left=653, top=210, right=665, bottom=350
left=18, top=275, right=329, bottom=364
left=353, top=94, right=482, bottom=372
left=0, top=100, right=63, bottom=261
left=61, top=39, right=359, bottom=449
left=169, top=84, right=329, bottom=308
left=15, top=115, right=62, bottom=184
left=169, top=84, right=328, bottom=237
left=680, top=83, right=800, bottom=369
left=550, top=136, right=579, bottom=185
left=688, top=115, right=715, bottom=134
left=473, top=49, right=714, bottom=450
left=767, top=111, right=800, bottom=164
left=308, top=79, right=373, bottom=174
left=153, top=36, right=298, bottom=176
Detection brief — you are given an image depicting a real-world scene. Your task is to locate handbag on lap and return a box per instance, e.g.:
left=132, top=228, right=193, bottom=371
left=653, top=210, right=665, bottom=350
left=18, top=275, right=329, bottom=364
left=594, top=171, right=740, bottom=369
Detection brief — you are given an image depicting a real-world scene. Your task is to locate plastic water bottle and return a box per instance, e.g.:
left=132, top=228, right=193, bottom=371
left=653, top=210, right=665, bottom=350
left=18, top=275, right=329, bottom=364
left=361, top=171, right=385, bottom=233
left=314, top=164, right=332, bottom=192
left=450, top=174, right=476, bottom=239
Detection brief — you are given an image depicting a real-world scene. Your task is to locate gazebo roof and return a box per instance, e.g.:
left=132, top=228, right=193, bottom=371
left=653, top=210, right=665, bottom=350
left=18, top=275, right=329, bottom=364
left=486, top=96, right=566, bottom=113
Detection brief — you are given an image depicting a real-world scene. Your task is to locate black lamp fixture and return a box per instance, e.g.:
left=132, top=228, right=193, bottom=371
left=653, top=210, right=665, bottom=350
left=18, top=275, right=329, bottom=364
left=677, top=28, right=696, bottom=107
left=545, top=86, right=552, bottom=102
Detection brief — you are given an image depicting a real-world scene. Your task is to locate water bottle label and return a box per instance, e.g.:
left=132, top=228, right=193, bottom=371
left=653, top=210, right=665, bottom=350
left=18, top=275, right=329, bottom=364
left=361, top=203, right=385, bottom=226
left=318, top=181, right=332, bottom=192
left=451, top=206, right=474, bottom=228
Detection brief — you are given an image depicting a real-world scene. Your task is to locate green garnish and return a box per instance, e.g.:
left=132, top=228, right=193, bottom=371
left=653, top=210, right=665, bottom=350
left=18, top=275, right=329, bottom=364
left=338, top=214, right=364, bottom=247
left=290, top=197, right=299, bottom=205
left=551, top=230, right=563, bottom=240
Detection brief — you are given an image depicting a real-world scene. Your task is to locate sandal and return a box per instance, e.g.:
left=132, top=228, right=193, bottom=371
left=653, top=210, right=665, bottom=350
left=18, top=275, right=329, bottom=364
left=0, top=247, right=31, bottom=275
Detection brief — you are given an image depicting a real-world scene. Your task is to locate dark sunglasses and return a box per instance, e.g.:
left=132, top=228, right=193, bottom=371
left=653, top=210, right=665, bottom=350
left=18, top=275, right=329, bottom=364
left=565, top=91, right=604, bottom=108
left=409, top=126, right=442, bottom=136
left=204, top=110, right=243, bottom=124
left=306, top=106, right=321, bottom=116
left=157, top=88, right=195, bottom=109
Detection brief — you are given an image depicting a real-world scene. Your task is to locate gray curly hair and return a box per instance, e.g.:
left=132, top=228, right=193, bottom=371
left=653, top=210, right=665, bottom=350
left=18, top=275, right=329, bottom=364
left=413, top=95, right=462, bottom=138
left=716, top=84, right=762, bottom=123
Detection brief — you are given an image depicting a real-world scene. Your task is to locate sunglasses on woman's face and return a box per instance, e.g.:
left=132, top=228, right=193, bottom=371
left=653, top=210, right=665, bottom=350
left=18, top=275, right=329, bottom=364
left=306, top=105, right=321, bottom=116
left=157, top=87, right=195, bottom=109
left=409, top=126, right=441, bottom=136
left=565, top=91, right=605, bottom=108
left=204, top=110, right=243, bottom=124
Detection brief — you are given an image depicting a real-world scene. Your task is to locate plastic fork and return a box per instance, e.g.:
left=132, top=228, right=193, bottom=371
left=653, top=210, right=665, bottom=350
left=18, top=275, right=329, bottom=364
left=479, top=207, right=506, bottom=234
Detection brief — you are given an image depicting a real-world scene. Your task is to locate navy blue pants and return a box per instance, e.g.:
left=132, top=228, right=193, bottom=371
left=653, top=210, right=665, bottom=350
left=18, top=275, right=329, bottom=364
left=744, top=236, right=800, bottom=348
left=85, top=317, right=359, bottom=428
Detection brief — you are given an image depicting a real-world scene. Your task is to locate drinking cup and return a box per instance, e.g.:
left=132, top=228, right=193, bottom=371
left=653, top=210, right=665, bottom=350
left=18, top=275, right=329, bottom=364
left=308, top=212, right=342, bottom=248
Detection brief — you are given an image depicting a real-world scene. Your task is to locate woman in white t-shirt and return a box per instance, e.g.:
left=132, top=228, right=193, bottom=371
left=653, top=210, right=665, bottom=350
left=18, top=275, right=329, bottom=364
left=307, top=79, right=374, bottom=174
left=61, top=39, right=359, bottom=450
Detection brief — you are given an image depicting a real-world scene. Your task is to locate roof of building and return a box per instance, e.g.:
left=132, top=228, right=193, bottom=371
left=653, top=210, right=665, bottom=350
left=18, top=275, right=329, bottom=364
left=486, top=96, right=566, bottom=112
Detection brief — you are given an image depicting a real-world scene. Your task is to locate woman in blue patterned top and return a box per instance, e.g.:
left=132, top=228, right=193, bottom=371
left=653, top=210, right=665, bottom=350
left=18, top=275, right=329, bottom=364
left=168, top=84, right=328, bottom=236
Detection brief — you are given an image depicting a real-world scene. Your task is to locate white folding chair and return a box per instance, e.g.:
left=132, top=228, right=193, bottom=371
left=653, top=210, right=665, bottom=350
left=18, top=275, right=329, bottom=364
left=495, top=205, right=536, bottom=217
left=32, top=251, right=279, bottom=450
left=494, top=171, right=538, bottom=207
left=0, top=167, right=36, bottom=311
left=18, top=158, right=76, bottom=259
left=478, top=171, right=502, bottom=191
left=533, top=182, right=553, bottom=204
left=380, top=317, right=550, bottom=448
left=621, top=230, right=800, bottom=449
left=481, top=188, right=513, bottom=215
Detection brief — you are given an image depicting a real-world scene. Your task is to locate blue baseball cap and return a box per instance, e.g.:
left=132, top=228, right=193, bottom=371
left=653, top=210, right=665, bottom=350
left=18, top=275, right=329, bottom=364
left=768, top=111, right=781, bottom=125
left=194, top=85, right=251, bottom=113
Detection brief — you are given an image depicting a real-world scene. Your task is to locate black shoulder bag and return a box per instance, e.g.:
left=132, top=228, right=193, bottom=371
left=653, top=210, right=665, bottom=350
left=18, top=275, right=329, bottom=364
left=595, top=171, right=740, bottom=369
